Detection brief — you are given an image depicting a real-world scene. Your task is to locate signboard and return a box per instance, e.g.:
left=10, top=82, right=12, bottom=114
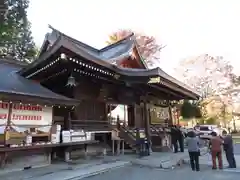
left=0, top=102, right=9, bottom=125
left=10, top=104, right=53, bottom=126
left=150, top=106, right=170, bottom=125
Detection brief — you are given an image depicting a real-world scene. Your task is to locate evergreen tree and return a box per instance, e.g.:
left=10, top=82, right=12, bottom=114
left=0, top=0, right=37, bottom=63
left=180, top=100, right=202, bottom=119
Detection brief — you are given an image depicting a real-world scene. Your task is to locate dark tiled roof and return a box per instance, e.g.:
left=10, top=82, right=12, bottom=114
left=115, top=66, right=200, bottom=97
left=19, top=26, right=147, bottom=75
left=0, top=61, right=78, bottom=105
left=19, top=27, right=199, bottom=99
left=38, top=26, right=147, bottom=67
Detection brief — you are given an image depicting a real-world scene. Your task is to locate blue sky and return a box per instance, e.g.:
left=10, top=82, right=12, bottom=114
left=28, top=0, right=240, bottom=75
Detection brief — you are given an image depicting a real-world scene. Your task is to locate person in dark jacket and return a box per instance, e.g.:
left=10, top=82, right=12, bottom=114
left=171, top=125, right=178, bottom=153
left=222, top=130, right=236, bottom=168
left=186, top=131, right=200, bottom=171
left=176, top=126, right=185, bottom=152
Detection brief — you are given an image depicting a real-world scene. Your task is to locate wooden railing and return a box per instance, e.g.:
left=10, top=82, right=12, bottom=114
left=69, top=119, right=138, bottom=150
left=70, top=120, right=110, bottom=130
left=115, top=120, right=137, bottom=149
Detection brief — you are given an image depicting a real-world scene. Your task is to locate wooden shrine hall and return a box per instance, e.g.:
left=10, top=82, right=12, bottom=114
left=0, top=26, right=199, bottom=169
left=19, top=26, right=199, bottom=151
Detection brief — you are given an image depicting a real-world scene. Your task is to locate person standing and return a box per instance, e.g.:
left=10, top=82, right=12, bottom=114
left=209, top=132, right=223, bottom=170
left=177, top=126, right=185, bottom=152
left=171, top=125, right=178, bottom=153
left=185, top=131, right=200, bottom=171
left=222, top=130, right=236, bottom=168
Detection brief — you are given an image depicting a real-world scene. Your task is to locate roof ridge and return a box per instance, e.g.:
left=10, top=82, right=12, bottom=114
left=131, top=37, right=148, bottom=69
left=48, top=25, right=100, bottom=52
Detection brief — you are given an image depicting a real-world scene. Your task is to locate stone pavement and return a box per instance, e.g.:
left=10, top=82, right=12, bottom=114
left=0, top=158, right=131, bottom=180
left=79, top=164, right=240, bottom=180
left=0, top=151, right=194, bottom=180
left=132, top=147, right=208, bottom=169
left=1, top=148, right=214, bottom=180
left=28, top=161, right=130, bottom=180
left=131, top=151, right=188, bottom=169
left=183, top=151, right=240, bottom=172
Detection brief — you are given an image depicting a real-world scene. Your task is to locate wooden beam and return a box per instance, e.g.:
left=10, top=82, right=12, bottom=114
left=160, top=80, right=197, bottom=99
left=149, top=84, right=185, bottom=100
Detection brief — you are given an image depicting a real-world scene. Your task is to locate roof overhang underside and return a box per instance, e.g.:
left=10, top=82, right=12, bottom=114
left=0, top=61, right=79, bottom=106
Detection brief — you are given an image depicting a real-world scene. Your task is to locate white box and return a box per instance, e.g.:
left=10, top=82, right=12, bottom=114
left=51, top=132, right=61, bottom=143
left=85, top=132, right=95, bottom=140
left=62, top=135, right=71, bottom=143
left=26, top=135, right=32, bottom=144
left=56, top=125, right=61, bottom=131
left=62, top=131, right=71, bottom=135
left=51, top=134, right=57, bottom=143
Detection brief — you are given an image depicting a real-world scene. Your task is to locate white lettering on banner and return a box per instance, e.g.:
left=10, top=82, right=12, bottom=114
left=11, top=104, right=53, bottom=126
left=0, top=102, right=9, bottom=125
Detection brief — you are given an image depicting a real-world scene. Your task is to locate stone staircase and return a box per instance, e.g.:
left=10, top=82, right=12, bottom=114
left=150, top=126, right=172, bottom=152
left=118, top=125, right=137, bottom=151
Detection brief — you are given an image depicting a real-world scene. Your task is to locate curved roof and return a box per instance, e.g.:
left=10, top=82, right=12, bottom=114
left=0, top=61, right=78, bottom=105
left=18, top=27, right=200, bottom=100
left=38, top=26, right=147, bottom=68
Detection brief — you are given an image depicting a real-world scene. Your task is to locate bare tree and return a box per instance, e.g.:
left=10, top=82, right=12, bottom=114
left=175, top=54, right=234, bottom=97
left=107, top=29, right=164, bottom=66
left=175, top=54, right=236, bottom=127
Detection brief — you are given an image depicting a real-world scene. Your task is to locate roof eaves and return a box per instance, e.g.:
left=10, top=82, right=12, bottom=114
left=18, top=36, right=63, bottom=75
left=155, top=67, right=200, bottom=98
left=0, top=91, right=79, bottom=106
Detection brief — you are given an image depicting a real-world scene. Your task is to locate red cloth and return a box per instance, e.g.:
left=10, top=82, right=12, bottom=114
left=211, top=151, right=223, bottom=169
left=210, top=136, right=222, bottom=152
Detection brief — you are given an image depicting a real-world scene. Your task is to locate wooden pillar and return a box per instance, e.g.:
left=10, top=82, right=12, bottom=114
left=123, top=105, right=127, bottom=126
left=168, top=105, right=173, bottom=126
left=133, top=104, right=137, bottom=128
left=117, top=115, right=120, bottom=129
left=64, top=108, right=71, bottom=130
left=127, top=105, right=134, bottom=127
left=143, top=102, right=151, bottom=141
left=105, top=103, right=108, bottom=123
left=109, top=104, right=112, bottom=125
left=140, top=103, right=144, bottom=128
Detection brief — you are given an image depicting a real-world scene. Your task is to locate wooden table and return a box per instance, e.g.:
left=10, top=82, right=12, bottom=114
left=0, top=140, right=99, bottom=167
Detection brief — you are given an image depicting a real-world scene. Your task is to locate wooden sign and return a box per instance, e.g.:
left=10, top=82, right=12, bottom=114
left=150, top=106, right=170, bottom=125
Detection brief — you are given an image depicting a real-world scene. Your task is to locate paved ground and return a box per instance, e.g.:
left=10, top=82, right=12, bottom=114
left=80, top=144, right=240, bottom=180
left=81, top=165, right=240, bottom=180
left=1, top=144, right=240, bottom=180
left=233, top=143, right=240, bottom=154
